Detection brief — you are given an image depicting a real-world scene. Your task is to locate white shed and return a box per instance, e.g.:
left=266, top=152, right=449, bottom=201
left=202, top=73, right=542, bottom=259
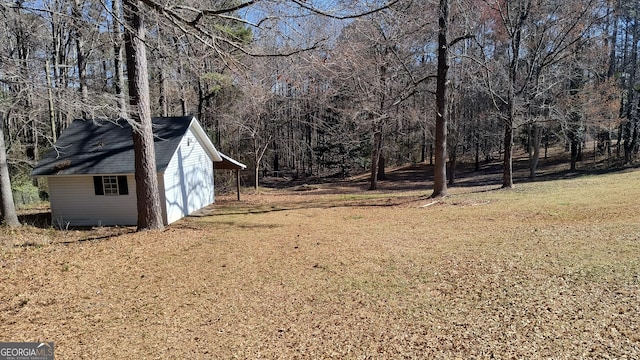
left=31, top=116, right=244, bottom=227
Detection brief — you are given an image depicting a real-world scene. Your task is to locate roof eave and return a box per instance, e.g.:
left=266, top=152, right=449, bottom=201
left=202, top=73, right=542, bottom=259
left=219, top=152, right=247, bottom=170
left=188, top=116, right=223, bottom=162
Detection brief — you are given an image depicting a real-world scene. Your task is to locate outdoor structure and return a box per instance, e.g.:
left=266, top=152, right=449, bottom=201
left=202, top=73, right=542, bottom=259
left=31, top=115, right=245, bottom=227
left=216, top=153, right=247, bottom=201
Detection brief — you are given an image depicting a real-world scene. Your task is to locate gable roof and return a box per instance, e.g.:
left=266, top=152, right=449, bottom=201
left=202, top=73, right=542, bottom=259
left=32, top=116, right=222, bottom=177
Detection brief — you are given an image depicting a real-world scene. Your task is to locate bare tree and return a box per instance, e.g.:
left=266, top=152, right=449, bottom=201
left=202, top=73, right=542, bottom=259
left=235, top=75, right=273, bottom=190
left=72, top=0, right=89, bottom=118
left=477, top=0, right=603, bottom=187
left=619, top=1, right=640, bottom=163
left=0, top=0, right=624, bottom=222
left=113, top=0, right=128, bottom=119
left=123, top=0, right=164, bottom=230
left=432, top=0, right=451, bottom=197
left=327, top=3, right=435, bottom=190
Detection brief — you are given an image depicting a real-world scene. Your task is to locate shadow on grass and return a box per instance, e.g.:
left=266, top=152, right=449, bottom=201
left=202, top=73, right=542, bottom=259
left=213, top=152, right=640, bottom=216
left=208, top=193, right=427, bottom=217
left=57, top=229, right=136, bottom=245
left=22, top=152, right=638, bottom=232
left=380, top=153, right=640, bottom=193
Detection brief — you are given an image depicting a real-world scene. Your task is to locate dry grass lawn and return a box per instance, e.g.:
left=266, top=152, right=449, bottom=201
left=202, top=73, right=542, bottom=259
left=1, top=161, right=640, bottom=358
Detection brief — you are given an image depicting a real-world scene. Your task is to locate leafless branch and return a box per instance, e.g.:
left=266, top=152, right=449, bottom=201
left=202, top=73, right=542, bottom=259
left=448, top=33, right=474, bottom=48
left=288, top=0, right=402, bottom=20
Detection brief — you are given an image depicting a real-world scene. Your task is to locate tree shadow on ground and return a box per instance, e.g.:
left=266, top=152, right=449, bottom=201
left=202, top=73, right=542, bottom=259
left=251, top=150, right=640, bottom=196
left=26, top=150, right=638, bottom=229
left=208, top=193, right=424, bottom=217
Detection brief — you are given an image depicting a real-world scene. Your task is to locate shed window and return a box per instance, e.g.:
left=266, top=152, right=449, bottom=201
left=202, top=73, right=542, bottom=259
left=93, top=176, right=129, bottom=196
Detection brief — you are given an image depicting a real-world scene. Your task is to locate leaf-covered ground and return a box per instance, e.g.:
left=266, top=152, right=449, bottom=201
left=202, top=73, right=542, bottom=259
left=1, top=160, right=640, bottom=358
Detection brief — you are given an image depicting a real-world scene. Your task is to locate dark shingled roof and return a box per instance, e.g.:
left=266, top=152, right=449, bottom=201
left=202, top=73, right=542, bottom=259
left=32, top=116, right=195, bottom=177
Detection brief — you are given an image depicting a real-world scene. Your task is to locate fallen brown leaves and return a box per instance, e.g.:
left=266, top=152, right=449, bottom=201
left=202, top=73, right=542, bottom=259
left=1, top=167, right=640, bottom=358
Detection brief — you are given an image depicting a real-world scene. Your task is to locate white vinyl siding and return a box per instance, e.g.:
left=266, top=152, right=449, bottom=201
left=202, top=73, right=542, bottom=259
left=48, top=175, right=137, bottom=227
left=163, top=127, right=214, bottom=224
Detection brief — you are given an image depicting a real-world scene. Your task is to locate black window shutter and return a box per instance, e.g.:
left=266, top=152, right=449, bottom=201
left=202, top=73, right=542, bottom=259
left=93, top=176, right=104, bottom=195
left=117, top=176, right=129, bottom=195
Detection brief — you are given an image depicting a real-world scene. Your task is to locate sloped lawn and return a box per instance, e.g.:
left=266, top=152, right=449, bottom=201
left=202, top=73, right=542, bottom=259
left=1, top=165, right=639, bottom=358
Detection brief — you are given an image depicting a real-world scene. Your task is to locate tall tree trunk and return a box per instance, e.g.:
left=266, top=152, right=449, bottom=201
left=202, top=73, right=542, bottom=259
left=623, top=120, right=638, bottom=164
left=368, top=128, right=383, bottom=190
left=45, top=60, right=57, bottom=143
left=124, top=0, right=164, bottom=231
left=421, top=129, right=427, bottom=163
left=503, top=71, right=517, bottom=187
left=570, top=138, right=579, bottom=171
left=377, top=155, right=386, bottom=181
left=502, top=117, right=514, bottom=187
left=607, top=0, right=620, bottom=79
left=528, top=123, right=543, bottom=178
left=502, top=0, right=531, bottom=189
left=179, top=65, right=188, bottom=116
left=306, top=121, right=313, bottom=175
left=623, top=18, right=640, bottom=164
left=448, top=144, right=457, bottom=186
left=474, top=137, right=480, bottom=172
left=430, top=143, right=433, bottom=165
left=0, top=117, right=20, bottom=227
left=113, top=0, right=128, bottom=119
left=159, top=68, right=169, bottom=117
left=253, top=135, right=259, bottom=190
left=72, top=0, right=89, bottom=119
left=431, top=0, right=449, bottom=198
left=49, top=7, right=68, bottom=130
left=252, top=134, right=270, bottom=191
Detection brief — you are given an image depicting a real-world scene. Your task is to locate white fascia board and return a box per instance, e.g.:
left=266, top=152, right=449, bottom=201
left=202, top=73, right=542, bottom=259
left=220, top=153, right=247, bottom=169
left=188, top=116, right=223, bottom=162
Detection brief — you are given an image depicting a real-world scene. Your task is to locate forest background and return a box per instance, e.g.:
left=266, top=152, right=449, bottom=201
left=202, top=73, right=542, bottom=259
left=0, top=0, right=636, bottom=225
